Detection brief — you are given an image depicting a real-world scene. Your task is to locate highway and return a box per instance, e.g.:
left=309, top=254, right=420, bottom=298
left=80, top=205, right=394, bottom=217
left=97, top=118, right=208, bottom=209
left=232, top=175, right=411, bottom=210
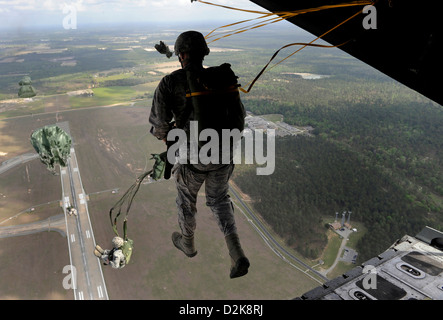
left=59, top=122, right=108, bottom=300
left=229, top=184, right=329, bottom=284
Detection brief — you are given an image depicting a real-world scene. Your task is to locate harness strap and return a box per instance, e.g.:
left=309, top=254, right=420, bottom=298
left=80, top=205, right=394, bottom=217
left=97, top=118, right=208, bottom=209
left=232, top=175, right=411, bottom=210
left=185, top=85, right=240, bottom=98
left=185, top=163, right=231, bottom=174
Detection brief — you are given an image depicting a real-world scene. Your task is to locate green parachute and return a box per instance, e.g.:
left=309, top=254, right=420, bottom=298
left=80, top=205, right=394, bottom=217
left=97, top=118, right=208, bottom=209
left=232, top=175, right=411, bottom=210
left=18, top=76, right=37, bottom=98
left=30, top=125, right=72, bottom=174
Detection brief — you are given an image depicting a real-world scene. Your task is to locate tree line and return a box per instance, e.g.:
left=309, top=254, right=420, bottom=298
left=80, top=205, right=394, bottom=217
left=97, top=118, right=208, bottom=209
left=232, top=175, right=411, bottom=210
left=233, top=133, right=430, bottom=261
left=232, top=79, right=443, bottom=262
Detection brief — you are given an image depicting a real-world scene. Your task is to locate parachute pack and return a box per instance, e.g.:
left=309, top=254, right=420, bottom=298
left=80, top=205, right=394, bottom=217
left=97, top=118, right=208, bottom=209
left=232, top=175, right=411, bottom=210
left=185, top=63, right=245, bottom=147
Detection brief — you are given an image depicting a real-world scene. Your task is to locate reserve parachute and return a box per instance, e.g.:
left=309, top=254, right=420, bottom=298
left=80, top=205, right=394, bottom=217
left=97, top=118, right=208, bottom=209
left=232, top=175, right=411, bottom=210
left=30, top=125, right=71, bottom=174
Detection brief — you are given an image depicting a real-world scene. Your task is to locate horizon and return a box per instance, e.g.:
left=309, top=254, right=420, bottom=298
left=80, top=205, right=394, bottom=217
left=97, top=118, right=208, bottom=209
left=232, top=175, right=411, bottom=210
left=0, top=0, right=268, bottom=32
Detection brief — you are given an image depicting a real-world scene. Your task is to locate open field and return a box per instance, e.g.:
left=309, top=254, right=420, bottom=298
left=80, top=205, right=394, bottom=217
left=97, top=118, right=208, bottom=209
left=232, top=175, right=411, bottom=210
left=0, top=231, right=73, bottom=300
left=0, top=104, right=319, bottom=299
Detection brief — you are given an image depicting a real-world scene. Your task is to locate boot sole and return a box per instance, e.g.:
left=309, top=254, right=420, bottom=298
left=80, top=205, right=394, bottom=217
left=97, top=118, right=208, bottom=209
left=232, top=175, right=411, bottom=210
left=93, top=249, right=102, bottom=258
left=230, top=257, right=250, bottom=279
left=172, top=233, right=197, bottom=258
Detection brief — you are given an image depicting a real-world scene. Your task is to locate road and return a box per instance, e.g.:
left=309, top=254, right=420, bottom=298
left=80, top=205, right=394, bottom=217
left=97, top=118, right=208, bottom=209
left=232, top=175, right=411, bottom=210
left=0, top=125, right=109, bottom=299
left=229, top=184, right=329, bottom=284
left=58, top=121, right=108, bottom=300
left=0, top=153, right=39, bottom=175
left=0, top=213, right=65, bottom=238
left=323, top=228, right=356, bottom=275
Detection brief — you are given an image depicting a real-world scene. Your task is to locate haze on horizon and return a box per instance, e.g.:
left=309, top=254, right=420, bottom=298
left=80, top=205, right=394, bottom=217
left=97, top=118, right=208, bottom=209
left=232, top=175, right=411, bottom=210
left=0, top=0, right=267, bottom=31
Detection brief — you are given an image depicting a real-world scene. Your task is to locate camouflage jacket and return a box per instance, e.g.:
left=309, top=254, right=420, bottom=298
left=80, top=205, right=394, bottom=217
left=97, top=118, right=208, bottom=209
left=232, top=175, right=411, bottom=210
left=110, top=249, right=125, bottom=269
left=149, top=64, right=201, bottom=140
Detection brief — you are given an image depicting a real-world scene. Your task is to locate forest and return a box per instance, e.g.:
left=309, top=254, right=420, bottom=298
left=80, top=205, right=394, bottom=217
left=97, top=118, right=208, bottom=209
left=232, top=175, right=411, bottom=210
left=233, top=71, right=443, bottom=262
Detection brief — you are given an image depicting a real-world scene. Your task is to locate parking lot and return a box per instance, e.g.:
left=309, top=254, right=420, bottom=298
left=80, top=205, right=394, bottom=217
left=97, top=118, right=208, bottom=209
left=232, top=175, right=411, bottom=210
left=340, top=246, right=358, bottom=264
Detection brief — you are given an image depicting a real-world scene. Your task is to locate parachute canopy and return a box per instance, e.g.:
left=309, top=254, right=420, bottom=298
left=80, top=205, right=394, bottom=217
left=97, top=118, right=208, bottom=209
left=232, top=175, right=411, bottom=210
left=30, top=125, right=72, bottom=173
left=18, top=76, right=37, bottom=98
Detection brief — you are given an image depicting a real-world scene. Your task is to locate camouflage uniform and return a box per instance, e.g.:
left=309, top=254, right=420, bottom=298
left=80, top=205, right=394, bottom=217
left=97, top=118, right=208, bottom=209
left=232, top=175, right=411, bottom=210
left=149, top=65, right=238, bottom=238
left=149, top=30, right=249, bottom=278
left=102, top=248, right=125, bottom=269
left=173, top=162, right=236, bottom=238
left=94, top=236, right=126, bottom=269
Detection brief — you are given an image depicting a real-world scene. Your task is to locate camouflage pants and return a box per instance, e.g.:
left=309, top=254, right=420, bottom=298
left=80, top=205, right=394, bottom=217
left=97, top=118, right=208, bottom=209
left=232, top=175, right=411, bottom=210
left=173, top=163, right=237, bottom=238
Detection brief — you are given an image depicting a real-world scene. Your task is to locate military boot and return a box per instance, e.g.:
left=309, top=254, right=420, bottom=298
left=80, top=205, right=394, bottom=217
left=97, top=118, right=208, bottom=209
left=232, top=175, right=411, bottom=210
left=225, top=233, right=250, bottom=279
left=172, top=232, right=197, bottom=257
left=94, top=245, right=104, bottom=257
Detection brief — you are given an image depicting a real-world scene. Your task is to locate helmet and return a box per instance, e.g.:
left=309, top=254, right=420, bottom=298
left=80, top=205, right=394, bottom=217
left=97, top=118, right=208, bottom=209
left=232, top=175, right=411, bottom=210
left=112, top=236, right=124, bottom=248
left=174, top=31, right=210, bottom=57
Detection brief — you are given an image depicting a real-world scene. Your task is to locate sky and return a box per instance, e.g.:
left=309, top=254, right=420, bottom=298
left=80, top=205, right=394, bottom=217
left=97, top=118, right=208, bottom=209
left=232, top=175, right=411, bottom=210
left=0, top=0, right=270, bottom=30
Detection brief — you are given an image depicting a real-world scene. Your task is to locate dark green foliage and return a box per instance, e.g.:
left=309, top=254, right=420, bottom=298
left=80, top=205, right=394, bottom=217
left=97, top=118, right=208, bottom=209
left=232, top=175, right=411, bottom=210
left=234, top=134, right=430, bottom=261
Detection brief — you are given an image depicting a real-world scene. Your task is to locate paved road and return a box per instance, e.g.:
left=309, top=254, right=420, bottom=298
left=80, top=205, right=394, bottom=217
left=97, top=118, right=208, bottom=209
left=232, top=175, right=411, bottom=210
left=229, top=184, right=328, bottom=284
left=0, top=153, right=39, bottom=175
left=58, top=121, right=108, bottom=300
left=0, top=127, right=109, bottom=299
left=0, top=213, right=65, bottom=238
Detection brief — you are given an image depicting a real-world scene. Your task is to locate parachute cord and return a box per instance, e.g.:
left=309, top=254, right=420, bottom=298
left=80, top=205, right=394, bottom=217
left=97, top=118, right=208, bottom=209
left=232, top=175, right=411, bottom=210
left=205, top=14, right=286, bottom=44
left=109, top=169, right=152, bottom=238
left=192, top=0, right=374, bottom=93
left=239, top=41, right=350, bottom=94
left=239, top=7, right=365, bottom=93
left=196, top=0, right=373, bottom=43
left=194, top=0, right=373, bottom=18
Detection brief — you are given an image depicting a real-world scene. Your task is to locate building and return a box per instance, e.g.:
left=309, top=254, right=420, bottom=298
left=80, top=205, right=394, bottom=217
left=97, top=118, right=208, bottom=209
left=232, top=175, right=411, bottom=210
left=329, top=221, right=342, bottom=231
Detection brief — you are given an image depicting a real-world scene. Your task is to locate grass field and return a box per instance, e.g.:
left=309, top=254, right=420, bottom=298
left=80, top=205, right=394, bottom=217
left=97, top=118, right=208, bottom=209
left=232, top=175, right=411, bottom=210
left=69, top=87, right=138, bottom=108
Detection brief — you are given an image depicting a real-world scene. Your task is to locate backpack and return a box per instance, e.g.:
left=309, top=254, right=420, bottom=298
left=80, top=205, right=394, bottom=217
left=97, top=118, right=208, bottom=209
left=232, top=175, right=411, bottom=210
left=185, top=63, right=245, bottom=148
